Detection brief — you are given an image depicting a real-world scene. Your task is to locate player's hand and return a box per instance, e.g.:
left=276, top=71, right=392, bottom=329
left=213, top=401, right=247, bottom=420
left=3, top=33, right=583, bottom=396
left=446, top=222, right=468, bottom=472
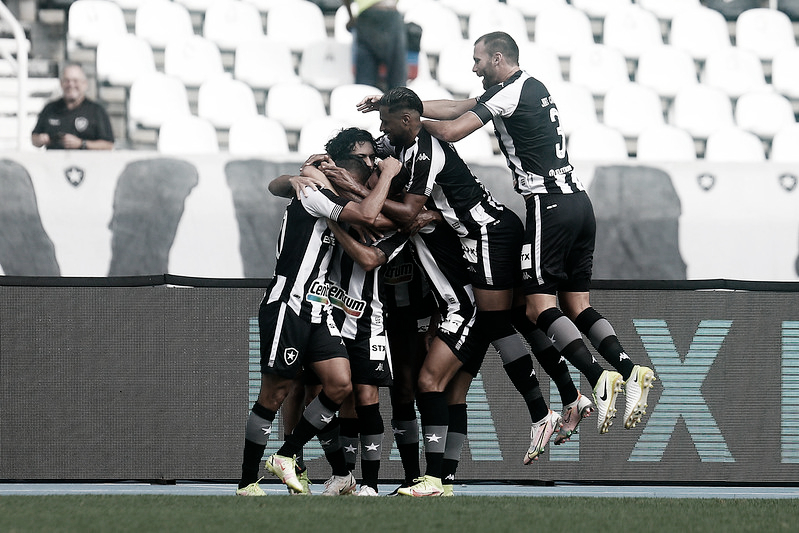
left=377, top=156, right=402, bottom=178
left=289, top=173, right=330, bottom=199
left=403, top=208, right=441, bottom=236
left=300, top=154, right=331, bottom=174
left=356, top=95, right=381, bottom=113
left=322, top=164, right=365, bottom=196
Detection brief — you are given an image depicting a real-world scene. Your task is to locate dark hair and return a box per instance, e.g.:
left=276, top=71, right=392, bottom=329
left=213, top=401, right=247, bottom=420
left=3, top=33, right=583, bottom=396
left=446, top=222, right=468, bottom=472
left=333, top=154, right=371, bottom=180
left=378, top=87, right=424, bottom=115
left=475, top=31, right=519, bottom=66
left=324, top=127, right=376, bottom=161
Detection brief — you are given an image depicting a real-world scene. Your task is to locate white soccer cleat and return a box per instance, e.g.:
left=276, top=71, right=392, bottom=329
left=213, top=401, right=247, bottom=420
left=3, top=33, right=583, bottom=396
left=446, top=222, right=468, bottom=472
left=524, top=410, right=561, bottom=464
left=592, top=370, right=624, bottom=434
left=623, top=365, right=656, bottom=429
left=321, top=472, right=356, bottom=496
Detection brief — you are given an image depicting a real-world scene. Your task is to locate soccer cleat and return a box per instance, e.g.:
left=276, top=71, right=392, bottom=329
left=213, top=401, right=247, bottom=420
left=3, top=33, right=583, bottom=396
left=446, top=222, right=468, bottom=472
left=442, top=484, right=454, bottom=497
left=386, top=482, right=411, bottom=497
left=265, top=454, right=304, bottom=494
left=524, top=410, right=561, bottom=464
left=235, top=478, right=265, bottom=496
left=554, top=392, right=594, bottom=445
left=623, top=365, right=656, bottom=429
left=321, top=472, right=356, bottom=496
left=593, top=370, right=624, bottom=434
left=356, top=485, right=379, bottom=497
left=288, top=468, right=312, bottom=495
left=397, top=475, right=444, bottom=497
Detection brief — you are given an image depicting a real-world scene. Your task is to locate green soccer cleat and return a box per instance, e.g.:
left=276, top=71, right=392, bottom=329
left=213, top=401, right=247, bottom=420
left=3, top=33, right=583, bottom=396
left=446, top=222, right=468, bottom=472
left=288, top=468, right=312, bottom=495
left=265, top=454, right=303, bottom=493
left=442, top=484, right=454, bottom=497
left=397, top=475, right=444, bottom=497
left=235, top=478, right=266, bottom=496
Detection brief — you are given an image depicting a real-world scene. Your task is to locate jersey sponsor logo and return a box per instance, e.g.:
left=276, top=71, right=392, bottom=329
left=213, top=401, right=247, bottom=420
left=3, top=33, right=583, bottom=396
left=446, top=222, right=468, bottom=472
left=370, top=336, right=387, bottom=361
left=520, top=243, right=532, bottom=270
left=322, top=233, right=336, bottom=245
left=306, top=280, right=331, bottom=304
left=383, top=262, right=414, bottom=285
left=283, top=347, right=298, bottom=366
left=328, top=284, right=367, bottom=317
left=548, top=164, right=573, bottom=177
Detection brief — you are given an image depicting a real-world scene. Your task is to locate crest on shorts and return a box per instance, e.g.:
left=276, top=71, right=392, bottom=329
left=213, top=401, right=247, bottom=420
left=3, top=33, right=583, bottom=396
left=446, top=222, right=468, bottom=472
left=283, top=347, right=298, bottom=366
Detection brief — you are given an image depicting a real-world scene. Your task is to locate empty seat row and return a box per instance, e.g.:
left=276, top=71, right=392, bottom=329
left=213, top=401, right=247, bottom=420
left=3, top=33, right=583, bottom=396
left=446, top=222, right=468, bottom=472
left=70, top=0, right=330, bottom=58
left=567, top=122, right=799, bottom=162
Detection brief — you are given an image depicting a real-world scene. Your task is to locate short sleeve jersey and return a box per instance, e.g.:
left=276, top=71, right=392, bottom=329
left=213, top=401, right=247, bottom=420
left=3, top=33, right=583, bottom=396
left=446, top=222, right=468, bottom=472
left=329, top=228, right=409, bottom=341
left=265, top=187, right=350, bottom=323
left=378, top=130, right=505, bottom=237
left=33, top=98, right=115, bottom=148
left=470, top=70, right=584, bottom=196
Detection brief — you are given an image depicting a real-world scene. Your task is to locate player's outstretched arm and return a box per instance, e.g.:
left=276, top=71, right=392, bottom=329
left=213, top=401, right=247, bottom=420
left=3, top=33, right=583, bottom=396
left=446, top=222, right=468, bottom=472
left=422, top=110, right=484, bottom=143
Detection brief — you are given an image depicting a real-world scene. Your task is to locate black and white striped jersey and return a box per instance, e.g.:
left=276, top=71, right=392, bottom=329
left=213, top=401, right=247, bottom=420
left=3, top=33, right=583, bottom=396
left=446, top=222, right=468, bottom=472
left=470, top=69, right=585, bottom=196
left=328, top=229, right=409, bottom=341
left=379, top=130, right=505, bottom=237
left=264, top=187, right=349, bottom=324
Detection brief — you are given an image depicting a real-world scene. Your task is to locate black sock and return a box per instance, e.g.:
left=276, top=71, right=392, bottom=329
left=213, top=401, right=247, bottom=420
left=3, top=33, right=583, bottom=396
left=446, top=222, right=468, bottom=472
left=239, top=403, right=275, bottom=488
left=538, top=307, right=604, bottom=387
left=441, top=403, right=467, bottom=487
left=391, top=402, right=420, bottom=483
left=339, top=417, right=359, bottom=472
left=575, top=307, right=636, bottom=379
left=502, top=356, right=549, bottom=422
left=416, top=391, right=448, bottom=479
left=356, top=403, right=384, bottom=491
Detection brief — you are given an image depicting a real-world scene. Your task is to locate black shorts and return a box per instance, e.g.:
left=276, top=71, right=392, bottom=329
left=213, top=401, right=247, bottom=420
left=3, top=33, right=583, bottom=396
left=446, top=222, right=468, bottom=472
left=521, top=190, right=596, bottom=295
left=259, top=300, right=348, bottom=379
left=461, top=208, right=524, bottom=291
left=345, top=334, right=393, bottom=386
left=411, top=224, right=480, bottom=368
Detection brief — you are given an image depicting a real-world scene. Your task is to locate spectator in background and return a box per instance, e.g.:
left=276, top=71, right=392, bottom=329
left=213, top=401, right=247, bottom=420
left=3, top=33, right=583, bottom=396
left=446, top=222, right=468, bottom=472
left=32, top=63, right=114, bottom=150
left=342, top=0, right=407, bottom=91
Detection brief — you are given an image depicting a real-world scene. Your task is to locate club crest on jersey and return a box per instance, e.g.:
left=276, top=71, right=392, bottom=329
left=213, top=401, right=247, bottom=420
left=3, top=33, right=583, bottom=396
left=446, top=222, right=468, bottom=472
left=384, top=262, right=414, bottom=285
left=283, top=347, right=298, bottom=366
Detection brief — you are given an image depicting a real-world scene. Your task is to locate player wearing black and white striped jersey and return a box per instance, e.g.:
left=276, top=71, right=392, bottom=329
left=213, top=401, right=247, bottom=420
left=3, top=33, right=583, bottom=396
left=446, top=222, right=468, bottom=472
left=324, top=155, right=410, bottom=496
left=236, top=155, right=402, bottom=497
left=349, top=86, right=560, bottom=496
left=408, top=31, right=656, bottom=438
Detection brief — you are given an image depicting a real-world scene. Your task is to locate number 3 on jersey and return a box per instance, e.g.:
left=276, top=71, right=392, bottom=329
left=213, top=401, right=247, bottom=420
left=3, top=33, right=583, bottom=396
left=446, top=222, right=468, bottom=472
left=549, top=107, right=566, bottom=159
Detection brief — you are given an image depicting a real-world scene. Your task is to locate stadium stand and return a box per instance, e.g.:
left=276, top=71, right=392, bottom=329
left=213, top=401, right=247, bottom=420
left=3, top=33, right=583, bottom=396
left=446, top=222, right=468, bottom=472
left=4, top=0, right=799, bottom=159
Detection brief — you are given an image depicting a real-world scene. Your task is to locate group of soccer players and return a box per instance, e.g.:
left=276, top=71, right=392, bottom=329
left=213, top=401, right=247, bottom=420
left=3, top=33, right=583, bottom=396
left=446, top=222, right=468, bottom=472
left=235, top=31, right=656, bottom=497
